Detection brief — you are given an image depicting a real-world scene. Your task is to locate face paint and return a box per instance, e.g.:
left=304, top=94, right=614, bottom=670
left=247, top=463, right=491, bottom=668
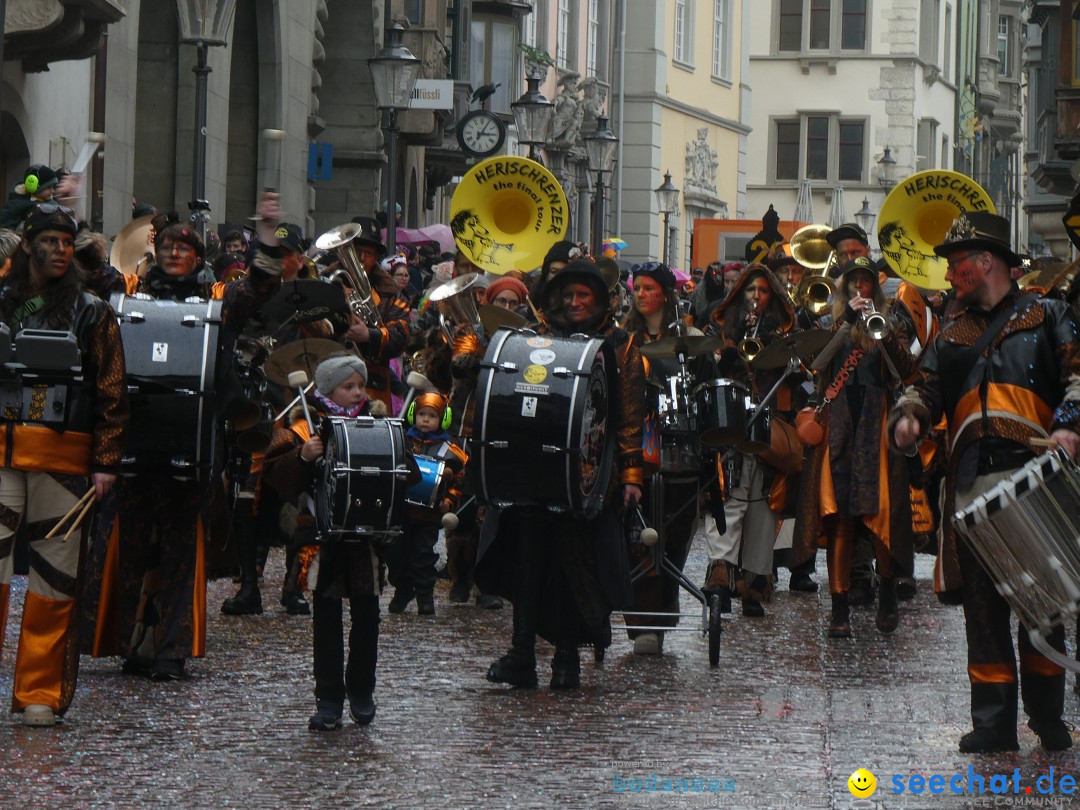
left=743, top=275, right=771, bottom=312
left=633, top=275, right=664, bottom=316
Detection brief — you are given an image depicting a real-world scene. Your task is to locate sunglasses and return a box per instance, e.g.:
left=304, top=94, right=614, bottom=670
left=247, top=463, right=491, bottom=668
left=34, top=202, right=77, bottom=217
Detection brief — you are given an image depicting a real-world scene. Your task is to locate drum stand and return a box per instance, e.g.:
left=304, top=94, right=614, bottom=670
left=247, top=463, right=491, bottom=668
left=618, top=472, right=723, bottom=666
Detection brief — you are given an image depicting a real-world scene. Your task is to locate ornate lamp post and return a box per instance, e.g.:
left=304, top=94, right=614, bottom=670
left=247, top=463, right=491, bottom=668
left=511, top=76, right=553, bottom=162
left=877, top=145, right=897, bottom=191
left=654, top=171, right=680, bottom=266
left=854, top=197, right=876, bottom=235
left=175, top=0, right=238, bottom=244
left=369, top=21, right=421, bottom=256
left=584, top=115, right=618, bottom=259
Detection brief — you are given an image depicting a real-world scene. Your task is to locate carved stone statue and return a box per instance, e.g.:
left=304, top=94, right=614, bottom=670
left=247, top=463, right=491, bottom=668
left=579, top=76, right=607, bottom=126
left=550, top=73, right=583, bottom=147
left=422, top=36, right=448, bottom=80
left=685, top=127, right=719, bottom=194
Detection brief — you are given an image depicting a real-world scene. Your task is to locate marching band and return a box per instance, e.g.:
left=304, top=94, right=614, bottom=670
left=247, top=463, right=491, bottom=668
left=0, top=159, right=1077, bottom=758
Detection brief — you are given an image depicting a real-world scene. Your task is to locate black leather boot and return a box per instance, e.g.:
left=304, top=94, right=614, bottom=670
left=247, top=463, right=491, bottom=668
left=959, top=682, right=1019, bottom=753
left=1023, top=673, right=1072, bottom=751
left=550, top=644, right=581, bottom=690
left=875, top=577, right=899, bottom=634
left=486, top=602, right=537, bottom=688
left=828, top=592, right=851, bottom=638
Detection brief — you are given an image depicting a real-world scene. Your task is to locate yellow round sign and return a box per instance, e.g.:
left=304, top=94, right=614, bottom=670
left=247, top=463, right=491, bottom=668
left=523, top=364, right=548, bottom=384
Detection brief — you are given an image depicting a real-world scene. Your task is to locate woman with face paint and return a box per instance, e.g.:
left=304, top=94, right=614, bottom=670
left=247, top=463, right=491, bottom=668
left=619, top=262, right=713, bottom=655
left=791, top=256, right=918, bottom=641
left=0, top=204, right=129, bottom=726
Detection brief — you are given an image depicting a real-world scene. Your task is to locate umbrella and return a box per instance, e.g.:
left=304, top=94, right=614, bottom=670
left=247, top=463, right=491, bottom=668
left=602, top=237, right=628, bottom=253
left=382, top=224, right=456, bottom=254
left=671, top=268, right=691, bottom=284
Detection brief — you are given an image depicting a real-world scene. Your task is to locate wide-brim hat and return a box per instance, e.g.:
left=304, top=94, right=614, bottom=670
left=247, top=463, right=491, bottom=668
left=932, top=211, right=1022, bottom=268
left=350, top=216, right=386, bottom=254
left=826, top=222, right=869, bottom=248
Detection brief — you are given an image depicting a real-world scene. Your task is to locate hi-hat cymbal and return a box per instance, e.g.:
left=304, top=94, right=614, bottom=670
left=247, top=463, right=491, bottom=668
left=261, top=280, right=347, bottom=327
left=639, top=335, right=721, bottom=360
left=750, top=329, right=832, bottom=370
left=478, top=303, right=527, bottom=335
left=264, top=338, right=344, bottom=387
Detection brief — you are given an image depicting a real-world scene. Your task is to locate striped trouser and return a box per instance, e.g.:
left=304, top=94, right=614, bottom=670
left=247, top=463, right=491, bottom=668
left=0, top=469, right=87, bottom=714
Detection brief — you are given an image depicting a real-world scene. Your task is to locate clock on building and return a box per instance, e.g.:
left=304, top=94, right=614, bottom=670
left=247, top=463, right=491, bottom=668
left=456, top=110, right=507, bottom=158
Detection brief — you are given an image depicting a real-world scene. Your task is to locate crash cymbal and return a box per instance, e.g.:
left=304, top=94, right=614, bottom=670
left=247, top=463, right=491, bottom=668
left=261, top=280, right=348, bottom=327
left=478, top=303, right=528, bottom=335
left=639, top=335, right=721, bottom=360
left=750, top=328, right=832, bottom=370
left=264, top=338, right=344, bottom=387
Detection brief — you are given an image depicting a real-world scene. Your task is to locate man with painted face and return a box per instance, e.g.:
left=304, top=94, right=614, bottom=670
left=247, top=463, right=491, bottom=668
left=891, top=212, right=1080, bottom=753
left=478, top=259, right=644, bottom=688
left=825, top=223, right=871, bottom=272
left=0, top=204, right=128, bottom=725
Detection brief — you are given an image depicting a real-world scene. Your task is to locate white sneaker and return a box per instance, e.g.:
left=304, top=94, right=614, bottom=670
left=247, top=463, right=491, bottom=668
left=632, top=633, right=662, bottom=656
left=22, top=705, right=57, bottom=727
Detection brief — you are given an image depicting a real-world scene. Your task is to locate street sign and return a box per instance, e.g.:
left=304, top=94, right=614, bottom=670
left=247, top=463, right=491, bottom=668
left=409, top=79, right=454, bottom=110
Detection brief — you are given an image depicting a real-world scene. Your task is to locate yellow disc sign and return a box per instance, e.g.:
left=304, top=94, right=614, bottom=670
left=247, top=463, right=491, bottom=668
left=876, top=170, right=995, bottom=290
left=449, top=156, right=570, bottom=275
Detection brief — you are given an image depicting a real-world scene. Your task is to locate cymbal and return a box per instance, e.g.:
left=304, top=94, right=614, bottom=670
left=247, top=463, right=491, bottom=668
left=110, top=214, right=156, bottom=277
left=750, top=329, right=832, bottom=370
left=478, top=303, right=527, bottom=335
left=639, top=335, right=721, bottom=360
left=261, top=280, right=347, bottom=327
left=264, top=338, right=344, bottom=387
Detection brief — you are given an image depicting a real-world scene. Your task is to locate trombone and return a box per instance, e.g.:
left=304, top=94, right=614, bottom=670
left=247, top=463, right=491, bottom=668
left=794, top=274, right=836, bottom=316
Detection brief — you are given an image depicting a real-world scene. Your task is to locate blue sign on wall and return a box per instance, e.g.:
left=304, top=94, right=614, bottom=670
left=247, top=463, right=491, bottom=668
left=308, top=143, right=333, bottom=181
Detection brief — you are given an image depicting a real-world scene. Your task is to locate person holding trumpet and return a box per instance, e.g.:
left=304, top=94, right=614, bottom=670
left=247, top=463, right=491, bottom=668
left=890, top=212, right=1080, bottom=753
left=0, top=203, right=128, bottom=726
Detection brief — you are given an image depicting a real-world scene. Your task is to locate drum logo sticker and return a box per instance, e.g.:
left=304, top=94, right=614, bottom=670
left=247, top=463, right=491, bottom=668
left=525, top=336, right=553, bottom=349
left=529, top=348, right=557, bottom=366
left=521, top=396, right=538, bottom=417
left=152, top=342, right=169, bottom=362
left=523, top=364, right=548, bottom=384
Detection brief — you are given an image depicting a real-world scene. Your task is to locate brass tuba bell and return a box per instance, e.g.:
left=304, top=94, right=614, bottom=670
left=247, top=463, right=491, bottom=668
left=789, top=224, right=836, bottom=274
left=315, top=223, right=383, bottom=327
left=428, top=272, right=485, bottom=345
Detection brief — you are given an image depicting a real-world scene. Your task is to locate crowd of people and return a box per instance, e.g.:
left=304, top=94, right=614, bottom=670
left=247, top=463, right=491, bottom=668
left=0, top=159, right=1077, bottom=757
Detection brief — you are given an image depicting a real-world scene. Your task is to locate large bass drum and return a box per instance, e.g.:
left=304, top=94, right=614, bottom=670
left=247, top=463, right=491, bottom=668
left=111, top=293, right=221, bottom=480
left=315, top=416, right=410, bottom=540
left=472, top=329, right=616, bottom=518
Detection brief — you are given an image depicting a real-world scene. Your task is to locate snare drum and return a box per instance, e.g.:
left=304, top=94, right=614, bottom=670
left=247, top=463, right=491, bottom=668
left=694, top=379, right=751, bottom=447
left=404, top=455, right=448, bottom=519
left=954, top=451, right=1080, bottom=645
left=315, top=416, right=411, bottom=540
left=472, top=329, right=616, bottom=517
left=657, top=373, right=696, bottom=434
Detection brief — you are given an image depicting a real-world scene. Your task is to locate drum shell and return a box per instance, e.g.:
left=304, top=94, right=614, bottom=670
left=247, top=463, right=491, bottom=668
left=756, top=417, right=803, bottom=474
left=111, top=293, right=221, bottom=480
left=657, top=374, right=695, bottom=434
left=472, top=329, right=616, bottom=518
left=316, top=416, right=409, bottom=540
left=404, top=455, right=448, bottom=520
left=694, top=379, right=750, bottom=447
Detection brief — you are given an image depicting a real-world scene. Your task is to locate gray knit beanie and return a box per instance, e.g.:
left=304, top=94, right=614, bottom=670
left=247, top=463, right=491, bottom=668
left=315, top=355, right=368, bottom=395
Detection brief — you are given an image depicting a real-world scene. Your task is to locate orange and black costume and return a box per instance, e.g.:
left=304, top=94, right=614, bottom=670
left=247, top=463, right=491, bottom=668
left=890, top=286, right=1080, bottom=749
left=353, top=268, right=412, bottom=411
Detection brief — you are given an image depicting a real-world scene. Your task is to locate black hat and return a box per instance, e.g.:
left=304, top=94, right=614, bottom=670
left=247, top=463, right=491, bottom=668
left=273, top=223, right=307, bottom=254
left=349, top=216, right=385, bottom=254
left=933, top=211, right=1021, bottom=268
left=23, top=165, right=58, bottom=195
left=839, top=255, right=877, bottom=283
left=542, top=240, right=581, bottom=274
left=542, top=258, right=608, bottom=310
left=631, top=261, right=676, bottom=291
left=767, top=253, right=801, bottom=274
left=23, top=203, right=78, bottom=241
left=826, top=222, right=869, bottom=248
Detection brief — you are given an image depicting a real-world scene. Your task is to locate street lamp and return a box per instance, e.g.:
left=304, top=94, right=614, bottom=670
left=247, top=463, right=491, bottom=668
left=854, top=197, right=875, bottom=235
left=175, top=0, right=238, bottom=245
left=654, top=171, right=680, bottom=266
left=511, top=76, right=553, bottom=162
left=369, top=21, right=421, bottom=257
left=877, top=145, right=897, bottom=191
left=585, top=115, right=618, bottom=259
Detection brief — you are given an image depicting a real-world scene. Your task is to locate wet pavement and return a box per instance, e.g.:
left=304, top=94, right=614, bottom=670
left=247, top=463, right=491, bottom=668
left=1, top=529, right=1078, bottom=809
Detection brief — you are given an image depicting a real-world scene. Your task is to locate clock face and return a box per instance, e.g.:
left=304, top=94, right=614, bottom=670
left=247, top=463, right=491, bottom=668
left=459, top=111, right=505, bottom=157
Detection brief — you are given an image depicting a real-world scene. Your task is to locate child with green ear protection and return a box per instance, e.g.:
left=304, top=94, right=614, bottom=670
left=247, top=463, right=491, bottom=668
left=386, top=391, right=468, bottom=616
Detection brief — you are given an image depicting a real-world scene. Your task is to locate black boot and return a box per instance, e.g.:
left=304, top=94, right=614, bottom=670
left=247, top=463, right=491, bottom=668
left=788, top=558, right=818, bottom=593
left=221, top=497, right=262, bottom=615
left=959, top=683, right=1019, bottom=753
left=875, top=577, right=899, bottom=634
left=486, top=602, right=537, bottom=688
left=222, top=582, right=263, bottom=615
left=550, top=644, right=581, bottom=690
left=828, top=592, right=851, bottom=638
left=1023, top=673, right=1073, bottom=751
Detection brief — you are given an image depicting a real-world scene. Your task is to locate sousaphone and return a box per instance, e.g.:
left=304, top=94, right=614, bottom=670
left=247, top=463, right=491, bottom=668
left=449, top=156, right=569, bottom=275
left=877, top=169, right=995, bottom=290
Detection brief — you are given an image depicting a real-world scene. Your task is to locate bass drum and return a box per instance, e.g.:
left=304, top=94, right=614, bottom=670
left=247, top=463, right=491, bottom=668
left=472, top=329, right=616, bottom=518
left=316, top=416, right=410, bottom=540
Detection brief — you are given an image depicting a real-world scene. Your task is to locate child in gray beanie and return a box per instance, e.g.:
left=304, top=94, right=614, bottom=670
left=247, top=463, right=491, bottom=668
left=314, top=355, right=368, bottom=398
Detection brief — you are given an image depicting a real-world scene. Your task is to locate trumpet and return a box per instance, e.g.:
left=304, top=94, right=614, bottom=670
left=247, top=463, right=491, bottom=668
left=860, top=300, right=890, bottom=340
left=315, top=223, right=383, bottom=328
left=738, top=304, right=764, bottom=363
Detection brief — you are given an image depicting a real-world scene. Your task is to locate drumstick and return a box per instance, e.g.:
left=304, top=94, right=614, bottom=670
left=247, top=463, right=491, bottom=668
left=62, top=494, right=97, bottom=543
left=1029, top=436, right=1059, bottom=449
left=45, top=488, right=96, bottom=540
left=288, top=370, right=316, bottom=434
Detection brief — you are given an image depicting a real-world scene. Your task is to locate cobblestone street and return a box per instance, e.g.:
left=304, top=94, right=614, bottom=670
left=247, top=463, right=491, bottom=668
left=1, top=532, right=1077, bottom=809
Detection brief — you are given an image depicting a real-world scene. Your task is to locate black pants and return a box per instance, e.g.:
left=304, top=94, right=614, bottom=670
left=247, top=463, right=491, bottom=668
left=386, top=520, right=439, bottom=597
left=312, top=593, right=379, bottom=704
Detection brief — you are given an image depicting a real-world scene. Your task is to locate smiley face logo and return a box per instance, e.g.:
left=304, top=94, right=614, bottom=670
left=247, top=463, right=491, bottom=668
left=847, top=768, right=877, bottom=798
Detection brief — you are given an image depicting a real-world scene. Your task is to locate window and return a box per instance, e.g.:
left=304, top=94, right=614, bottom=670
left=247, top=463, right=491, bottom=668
left=470, top=17, right=517, bottom=113
left=997, top=16, right=1010, bottom=76
left=525, top=0, right=539, bottom=48
left=919, top=0, right=938, bottom=64
left=404, top=0, right=422, bottom=25
left=557, top=0, right=573, bottom=69
left=587, top=0, right=600, bottom=76
left=916, top=119, right=938, bottom=171
left=674, top=0, right=693, bottom=64
left=773, top=115, right=866, bottom=183
left=712, top=0, right=732, bottom=79
left=941, top=133, right=949, bottom=170
left=777, top=0, right=867, bottom=53
left=943, top=4, right=952, bottom=80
